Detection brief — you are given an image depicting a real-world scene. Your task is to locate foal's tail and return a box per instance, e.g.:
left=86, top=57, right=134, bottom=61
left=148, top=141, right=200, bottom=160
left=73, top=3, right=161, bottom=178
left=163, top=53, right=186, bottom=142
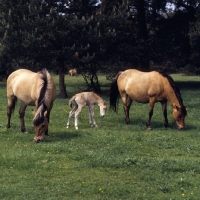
left=69, top=95, right=76, bottom=109
left=109, top=71, right=122, bottom=112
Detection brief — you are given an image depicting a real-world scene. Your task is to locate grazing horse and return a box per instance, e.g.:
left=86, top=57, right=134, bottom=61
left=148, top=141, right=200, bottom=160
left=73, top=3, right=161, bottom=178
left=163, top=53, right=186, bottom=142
left=66, top=92, right=107, bottom=129
left=68, top=68, right=77, bottom=76
left=109, top=69, right=187, bottom=129
left=6, top=68, right=56, bottom=142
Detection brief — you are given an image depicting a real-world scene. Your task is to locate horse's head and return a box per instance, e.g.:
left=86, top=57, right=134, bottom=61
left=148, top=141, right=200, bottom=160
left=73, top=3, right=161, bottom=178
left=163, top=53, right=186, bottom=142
left=172, top=104, right=187, bottom=130
left=99, top=101, right=107, bottom=117
left=32, top=110, right=48, bottom=143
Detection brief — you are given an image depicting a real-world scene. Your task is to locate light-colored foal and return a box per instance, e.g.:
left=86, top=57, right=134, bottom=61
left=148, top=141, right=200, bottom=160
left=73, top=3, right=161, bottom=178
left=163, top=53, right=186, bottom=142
left=66, top=92, right=107, bottom=129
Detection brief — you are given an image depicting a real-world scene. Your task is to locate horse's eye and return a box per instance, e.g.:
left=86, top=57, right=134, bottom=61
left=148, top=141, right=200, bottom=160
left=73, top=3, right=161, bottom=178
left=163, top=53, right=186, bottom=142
left=42, top=124, right=45, bottom=128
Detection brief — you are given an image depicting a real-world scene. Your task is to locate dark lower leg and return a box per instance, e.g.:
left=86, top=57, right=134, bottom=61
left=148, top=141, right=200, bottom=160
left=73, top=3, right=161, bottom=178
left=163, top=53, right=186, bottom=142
left=19, top=112, right=26, bottom=132
left=146, top=109, right=153, bottom=129
left=163, top=108, right=169, bottom=128
left=7, top=112, right=11, bottom=128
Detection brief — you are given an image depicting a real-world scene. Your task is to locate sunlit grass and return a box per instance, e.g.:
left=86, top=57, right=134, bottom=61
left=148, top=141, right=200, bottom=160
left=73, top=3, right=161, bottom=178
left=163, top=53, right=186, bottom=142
left=0, top=73, right=200, bottom=199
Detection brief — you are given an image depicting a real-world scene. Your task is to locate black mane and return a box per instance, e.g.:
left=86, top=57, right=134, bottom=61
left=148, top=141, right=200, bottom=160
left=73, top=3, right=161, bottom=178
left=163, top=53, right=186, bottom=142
left=33, top=69, right=48, bottom=126
left=157, top=70, right=187, bottom=115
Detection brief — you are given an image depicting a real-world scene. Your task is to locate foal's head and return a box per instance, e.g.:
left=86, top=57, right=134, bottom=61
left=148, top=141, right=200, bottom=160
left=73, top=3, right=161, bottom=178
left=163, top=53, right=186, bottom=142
left=99, top=101, right=107, bottom=117
left=32, top=110, right=48, bottom=143
left=172, top=105, right=187, bottom=130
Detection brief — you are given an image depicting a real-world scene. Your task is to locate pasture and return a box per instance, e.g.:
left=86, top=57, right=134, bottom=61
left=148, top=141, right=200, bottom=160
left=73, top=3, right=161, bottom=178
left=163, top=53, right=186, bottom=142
left=0, top=73, right=200, bottom=199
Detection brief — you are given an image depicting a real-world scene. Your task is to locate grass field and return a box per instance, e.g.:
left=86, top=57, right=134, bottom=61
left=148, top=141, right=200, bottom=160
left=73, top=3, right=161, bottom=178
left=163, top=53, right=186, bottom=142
left=0, top=73, right=200, bottom=200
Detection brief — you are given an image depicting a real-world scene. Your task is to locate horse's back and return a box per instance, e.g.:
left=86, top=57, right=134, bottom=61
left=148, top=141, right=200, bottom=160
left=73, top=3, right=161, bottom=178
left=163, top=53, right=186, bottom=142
left=7, top=69, right=39, bottom=96
left=72, top=92, right=100, bottom=106
left=117, top=69, right=166, bottom=103
left=7, top=69, right=50, bottom=105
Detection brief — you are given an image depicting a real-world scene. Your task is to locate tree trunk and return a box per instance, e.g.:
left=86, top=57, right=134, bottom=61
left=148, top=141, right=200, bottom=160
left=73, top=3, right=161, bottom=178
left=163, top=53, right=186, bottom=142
left=136, top=0, right=148, bottom=40
left=58, top=61, right=68, bottom=98
left=136, top=0, right=150, bottom=71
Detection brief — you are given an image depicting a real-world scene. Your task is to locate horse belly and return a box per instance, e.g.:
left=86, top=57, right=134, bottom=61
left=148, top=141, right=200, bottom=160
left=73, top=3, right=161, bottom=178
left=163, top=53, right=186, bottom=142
left=129, top=93, right=149, bottom=103
left=15, top=92, right=36, bottom=105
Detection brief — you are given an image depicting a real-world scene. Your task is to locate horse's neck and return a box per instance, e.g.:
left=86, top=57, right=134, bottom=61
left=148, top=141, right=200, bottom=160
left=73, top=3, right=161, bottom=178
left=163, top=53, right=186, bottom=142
left=166, top=87, right=181, bottom=107
left=97, top=99, right=102, bottom=106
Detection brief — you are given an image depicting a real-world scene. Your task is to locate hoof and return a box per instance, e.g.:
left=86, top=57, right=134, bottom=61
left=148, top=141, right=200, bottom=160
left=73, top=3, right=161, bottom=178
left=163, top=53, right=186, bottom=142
left=147, top=127, right=152, bottom=130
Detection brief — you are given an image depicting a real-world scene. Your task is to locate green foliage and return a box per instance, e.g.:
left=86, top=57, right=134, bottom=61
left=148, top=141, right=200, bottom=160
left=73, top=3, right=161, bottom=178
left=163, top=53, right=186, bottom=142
left=1, top=0, right=200, bottom=87
left=1, top=74, right=200, bottom=199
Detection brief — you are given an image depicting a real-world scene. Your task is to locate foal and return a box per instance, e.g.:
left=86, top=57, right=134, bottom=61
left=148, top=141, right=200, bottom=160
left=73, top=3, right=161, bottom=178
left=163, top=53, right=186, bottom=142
left=66, top=92, right=107, bottom=129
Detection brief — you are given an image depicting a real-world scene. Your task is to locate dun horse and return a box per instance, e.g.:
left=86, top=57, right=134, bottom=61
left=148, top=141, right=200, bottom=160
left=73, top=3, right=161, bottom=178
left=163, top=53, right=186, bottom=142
left=110, top=69, right=187, bottom=129
left=69, top=68, right=77, bottom=76
left=66, top=92, right=107, bottom=129
left=6, top=68, right=56, bottom=142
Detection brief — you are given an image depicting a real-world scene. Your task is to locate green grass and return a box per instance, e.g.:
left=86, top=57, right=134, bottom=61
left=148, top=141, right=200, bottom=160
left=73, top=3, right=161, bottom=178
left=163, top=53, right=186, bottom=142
left=0, top=73, right=200, bottom=199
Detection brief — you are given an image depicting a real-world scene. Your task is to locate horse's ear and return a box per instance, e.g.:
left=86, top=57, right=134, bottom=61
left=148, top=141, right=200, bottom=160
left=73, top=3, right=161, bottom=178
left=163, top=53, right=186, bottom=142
left=32, top=109, right=36, bottom=116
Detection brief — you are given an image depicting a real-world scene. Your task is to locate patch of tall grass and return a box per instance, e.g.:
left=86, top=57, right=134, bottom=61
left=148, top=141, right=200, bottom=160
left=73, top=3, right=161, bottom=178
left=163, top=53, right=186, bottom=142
left=0, top=73, right=200, bottom=199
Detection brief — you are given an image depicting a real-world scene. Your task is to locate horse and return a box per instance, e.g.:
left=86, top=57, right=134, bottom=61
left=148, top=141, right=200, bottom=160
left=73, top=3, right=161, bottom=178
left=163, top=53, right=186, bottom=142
left=109, top=69, right=187, bottom=130
left=68, top=68, right=78, bottom=76
left=66, top=91, right=107, bottom=129
left=6, top=68, right=56, bottom=142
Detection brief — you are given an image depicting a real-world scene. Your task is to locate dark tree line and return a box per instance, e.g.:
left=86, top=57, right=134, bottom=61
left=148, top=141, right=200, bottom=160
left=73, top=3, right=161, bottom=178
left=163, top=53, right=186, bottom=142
left=0, top=0, right=200, bottom=97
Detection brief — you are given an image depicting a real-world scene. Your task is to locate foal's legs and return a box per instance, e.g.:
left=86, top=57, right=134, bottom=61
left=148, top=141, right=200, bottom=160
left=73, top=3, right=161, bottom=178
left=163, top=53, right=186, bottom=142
left=88, top=105, right=97, bottom=127
left=19, top=103, right=27, bottom=133
left=161, top=100, right=170, bottom=128
left=74, top=106, right=84, bottom=129
left=66, top=104, right=78, bottom=128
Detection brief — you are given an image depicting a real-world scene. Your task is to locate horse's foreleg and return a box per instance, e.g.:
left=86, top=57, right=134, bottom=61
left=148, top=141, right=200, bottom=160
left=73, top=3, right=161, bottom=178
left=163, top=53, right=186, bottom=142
left=19, top=104, right=27, bottom=133
left=88, top=105, right=97, bottom=127
left=66, top=106, right=77, bottom=128
left=146, top=99, right=155, bottom=130
left=161, top=101, right=170, bottom=128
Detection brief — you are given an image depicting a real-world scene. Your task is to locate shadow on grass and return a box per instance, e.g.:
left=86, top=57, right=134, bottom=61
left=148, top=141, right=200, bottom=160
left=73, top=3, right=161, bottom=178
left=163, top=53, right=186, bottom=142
left=123, top=117, right=197, bottom=131
left=47, top=131, right=82, bottom=142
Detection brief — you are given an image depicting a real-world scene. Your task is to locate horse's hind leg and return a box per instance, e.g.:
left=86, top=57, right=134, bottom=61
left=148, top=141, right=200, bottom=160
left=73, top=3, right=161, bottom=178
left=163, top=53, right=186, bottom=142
left=122, top=94, right=132, bottom=124
left=66, top=105, right=78, bottom=128
left=19, top=103, right=27, bottom=133
left=6, top=95, right=17, bottom=128
left=74, top=106, right=84, bottom=129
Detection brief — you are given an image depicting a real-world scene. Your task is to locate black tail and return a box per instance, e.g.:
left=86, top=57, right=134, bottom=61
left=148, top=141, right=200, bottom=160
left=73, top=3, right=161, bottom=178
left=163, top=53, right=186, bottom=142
left=109, top=72, right=122, bottom=112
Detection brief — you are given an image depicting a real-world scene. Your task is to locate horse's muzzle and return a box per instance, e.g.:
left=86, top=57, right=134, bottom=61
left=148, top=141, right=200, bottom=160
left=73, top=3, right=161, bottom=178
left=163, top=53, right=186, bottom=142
left=34, top=137, right=44, bottom=143
left=178, top=126, right=185, bottom=130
